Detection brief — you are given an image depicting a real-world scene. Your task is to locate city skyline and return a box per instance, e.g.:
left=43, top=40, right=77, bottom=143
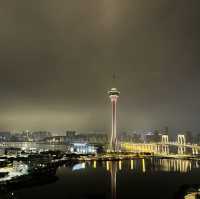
left=1, top=2, right=200, bottom=199
left=0, top=1, right=200, bottom=133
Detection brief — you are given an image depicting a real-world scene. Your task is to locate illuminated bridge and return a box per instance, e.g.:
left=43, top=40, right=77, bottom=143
left=121, top=134, right=200, bottom=155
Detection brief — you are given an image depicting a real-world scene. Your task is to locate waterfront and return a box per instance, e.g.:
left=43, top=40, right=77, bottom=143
left=1, top=158, right=200, bottom=199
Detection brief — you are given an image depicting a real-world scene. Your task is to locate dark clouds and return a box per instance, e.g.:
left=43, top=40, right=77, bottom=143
left=0, top=1, right=200, bottom=134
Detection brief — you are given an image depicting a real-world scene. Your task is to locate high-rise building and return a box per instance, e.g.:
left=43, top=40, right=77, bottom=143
left=184, top=131, right=193, bottom=143
left=0, top=132, right=11, bottom=142
left=108, top=88, right=120, bottom=151
left=66, top=131, right=76, bottom=138
left=144, top=130, right=162, bottom=143
left=65, top=132, right=108, bottom=145
left=31, top=131, right=52, bottom=141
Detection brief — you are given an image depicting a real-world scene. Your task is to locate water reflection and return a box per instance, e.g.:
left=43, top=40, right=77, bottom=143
left=142, top=159, right=146, bottom=173
left=110, top=162, right=117, bottom=199
left=149, top=158, right=195, bottom=173
left=72, top=158, right=200, bottom=199
left=131, top=160, right=134, bottom=170
left=75, top=158, right=198, bottom=173
left=72, top=162, right=86, bottom=171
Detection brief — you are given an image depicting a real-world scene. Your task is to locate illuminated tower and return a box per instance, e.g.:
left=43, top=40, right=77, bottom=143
left=108, top=87, right=120, bottom=151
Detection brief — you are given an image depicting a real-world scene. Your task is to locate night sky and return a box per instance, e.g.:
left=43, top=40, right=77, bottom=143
left=0, top=1, right=200, bottom=134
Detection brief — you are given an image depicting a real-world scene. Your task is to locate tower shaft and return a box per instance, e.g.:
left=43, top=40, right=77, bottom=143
left=110, top=96, right=117, bottom=151
left=108, top=88, right=120, bottom=152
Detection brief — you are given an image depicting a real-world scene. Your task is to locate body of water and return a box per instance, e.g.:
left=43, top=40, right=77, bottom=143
left=2, top=158, right=200, bottom=199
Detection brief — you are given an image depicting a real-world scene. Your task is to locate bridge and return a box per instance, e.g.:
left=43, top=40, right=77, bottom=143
left=121, top=134, right=200, bottom=155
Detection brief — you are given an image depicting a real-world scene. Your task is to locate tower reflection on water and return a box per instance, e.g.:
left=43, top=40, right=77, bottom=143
left=73, top=158, right=199, bottom=199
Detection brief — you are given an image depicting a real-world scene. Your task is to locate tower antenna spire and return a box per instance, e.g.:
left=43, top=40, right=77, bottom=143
left=112, top=73, right=117, bottom=87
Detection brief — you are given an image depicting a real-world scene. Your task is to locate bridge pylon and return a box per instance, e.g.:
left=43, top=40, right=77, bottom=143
left=161, top=135, right=169, bottom=144
left=177, top=134, right=186, bottom=145
left=192, top=148, right=198, bottom=155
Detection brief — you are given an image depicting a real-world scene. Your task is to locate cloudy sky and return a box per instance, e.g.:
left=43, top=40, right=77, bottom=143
left=0, top=1, right=200, bottom=134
